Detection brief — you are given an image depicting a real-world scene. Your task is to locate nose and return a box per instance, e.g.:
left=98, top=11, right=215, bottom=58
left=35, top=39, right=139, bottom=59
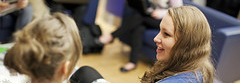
left=154, top=33, right=161, bottom=43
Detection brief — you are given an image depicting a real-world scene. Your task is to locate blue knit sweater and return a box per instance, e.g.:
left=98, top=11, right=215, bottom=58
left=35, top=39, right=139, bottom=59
left=156, top=71, right=203, bottom=83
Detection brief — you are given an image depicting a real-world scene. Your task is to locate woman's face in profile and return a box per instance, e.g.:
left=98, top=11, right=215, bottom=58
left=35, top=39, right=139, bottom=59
left=154, top=14, right=176, bottom=61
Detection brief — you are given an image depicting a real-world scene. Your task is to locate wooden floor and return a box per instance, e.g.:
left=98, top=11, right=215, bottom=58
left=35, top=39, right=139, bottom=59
left=77, top=39, right=152, bottom=83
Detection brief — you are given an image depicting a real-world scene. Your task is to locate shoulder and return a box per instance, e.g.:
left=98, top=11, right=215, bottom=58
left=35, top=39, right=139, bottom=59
left=0, top=62, right=30, bottom=83
left=157, top=71, right=203, bottom=83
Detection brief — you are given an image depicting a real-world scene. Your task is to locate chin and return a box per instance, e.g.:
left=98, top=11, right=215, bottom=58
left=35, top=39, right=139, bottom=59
left=157, top=58, right=163, bottom=61
left=156, top=54, right=163, bottom=61
left=156, top=54, right=168, bottom=61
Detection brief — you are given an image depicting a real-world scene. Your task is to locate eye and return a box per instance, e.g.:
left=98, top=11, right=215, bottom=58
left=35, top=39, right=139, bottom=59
left=164, top=32, right=171, bottom=37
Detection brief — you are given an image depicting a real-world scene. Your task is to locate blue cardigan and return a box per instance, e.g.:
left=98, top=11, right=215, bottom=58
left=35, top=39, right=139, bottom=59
left=156, top=71, right=203, bottom=83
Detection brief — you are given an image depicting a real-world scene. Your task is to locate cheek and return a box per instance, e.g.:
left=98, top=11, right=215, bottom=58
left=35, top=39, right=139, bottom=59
left=169, top=41, right=175, bottom=50
left=163, top=39, right=175, bottom=52
left=163, top=40, right=175, bottom=61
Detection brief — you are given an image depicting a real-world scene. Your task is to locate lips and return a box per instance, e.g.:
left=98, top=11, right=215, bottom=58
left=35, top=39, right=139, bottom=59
left=156, top=47, right=164, bottom=53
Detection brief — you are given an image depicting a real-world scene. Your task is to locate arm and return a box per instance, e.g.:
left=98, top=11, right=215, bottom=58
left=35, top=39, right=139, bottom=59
left=16, top=0, right=28, bottom=9
left=169, top=0, right=183, bottom=7
left=151, top=9, right=168, bottom=20
left=151, top=0, right=183, bottom=20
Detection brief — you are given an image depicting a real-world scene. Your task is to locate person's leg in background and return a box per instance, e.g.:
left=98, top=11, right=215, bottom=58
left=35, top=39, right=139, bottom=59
left=100, top=5, right=143, bottom=44
left=99, top=6, right=147, bottom=72
left=14, top=4, right=33, bottom=30
left=111, top=13, right=143, bottom=38
left=118, top=14, right=161, bottom=72
left=0, top=15, right=15, bottom=43
left=120, top=25, right=146, bottom=72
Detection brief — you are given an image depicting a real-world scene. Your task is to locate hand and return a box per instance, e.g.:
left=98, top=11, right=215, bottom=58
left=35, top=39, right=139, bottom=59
left=151, top=9, right=168, bottom=20
left=99, top=34, right=113, bottom=44
left=17, top=0, right=28, bottom=9
left=0, top=1, right=10, bottom=11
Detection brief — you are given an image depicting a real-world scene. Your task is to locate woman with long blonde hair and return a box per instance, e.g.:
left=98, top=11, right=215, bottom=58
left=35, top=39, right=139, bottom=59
left=141, top=6, right=215, bottom=83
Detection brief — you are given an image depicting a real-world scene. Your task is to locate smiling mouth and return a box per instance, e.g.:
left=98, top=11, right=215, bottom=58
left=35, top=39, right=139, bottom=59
left=156, top=47, right=165, bottom=53
left=157, top=47, right=164, bottom=50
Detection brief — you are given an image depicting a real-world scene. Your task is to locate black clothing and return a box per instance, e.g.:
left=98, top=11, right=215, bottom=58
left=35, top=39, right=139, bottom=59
left=70, top=66, right=104, bottom=83
left=112, top=5, right=161, bottom=64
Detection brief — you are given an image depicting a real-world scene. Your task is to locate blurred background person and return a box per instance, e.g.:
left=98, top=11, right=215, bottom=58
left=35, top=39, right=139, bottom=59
left=0, top=0, right=32, bottom=43
left=44, top=0, right=104, bottom=54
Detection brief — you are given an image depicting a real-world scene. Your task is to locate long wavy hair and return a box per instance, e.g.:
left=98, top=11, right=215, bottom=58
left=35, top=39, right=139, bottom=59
left=4, top=13, right=82, bottom=80
left=141, top=6, right=215, bottom=83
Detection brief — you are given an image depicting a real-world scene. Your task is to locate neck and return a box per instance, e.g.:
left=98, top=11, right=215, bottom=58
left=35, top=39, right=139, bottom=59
left=31, top=78, right=64, bottom=83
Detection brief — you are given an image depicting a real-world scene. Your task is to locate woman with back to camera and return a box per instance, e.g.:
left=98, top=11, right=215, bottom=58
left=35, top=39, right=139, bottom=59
left=3, top=13, right=109, bottom=83
left=141, top=6, right=216, bottom=83
left=3, top=12, right=82, bottom=83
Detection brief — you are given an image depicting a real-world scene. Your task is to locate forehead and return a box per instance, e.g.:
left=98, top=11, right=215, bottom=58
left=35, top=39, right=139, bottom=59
left=160, top=14, right=174, bottom=33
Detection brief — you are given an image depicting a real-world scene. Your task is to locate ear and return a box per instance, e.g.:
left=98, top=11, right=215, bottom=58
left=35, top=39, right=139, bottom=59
left=61, top=61, right=70, bottom=75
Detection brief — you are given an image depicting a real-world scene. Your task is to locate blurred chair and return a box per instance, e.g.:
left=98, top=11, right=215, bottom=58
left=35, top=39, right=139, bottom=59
left=106, top=0, right=125, bottom=17
left=183, top=0, right=240, bottom=65
left=214, top=27, right=240, bottom=83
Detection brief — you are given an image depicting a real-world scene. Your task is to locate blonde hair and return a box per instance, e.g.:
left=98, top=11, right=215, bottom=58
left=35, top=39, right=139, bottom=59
left=141, top=6, right=215, bottom=83
left=4, top=13, right=82, bottom=80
